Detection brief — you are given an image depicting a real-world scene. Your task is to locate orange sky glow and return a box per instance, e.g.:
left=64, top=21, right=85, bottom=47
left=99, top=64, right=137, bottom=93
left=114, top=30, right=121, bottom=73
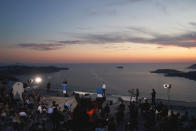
left=1, top=43, right=196, bottom=63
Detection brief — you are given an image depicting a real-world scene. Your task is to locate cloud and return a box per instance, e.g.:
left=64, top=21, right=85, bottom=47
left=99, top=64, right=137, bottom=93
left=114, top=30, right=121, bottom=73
left=88, top=8, right=117, bottom=16
left=58, top=40, right=81, bottom=44
left=77, top=22, right=196, bottom=48
left=17, top=40, right=83, bottom=51
left=106, top=0, right=144, bottom=6
left=149, top=32, right=196, bottom=47
left=18, top=31, right=196, bottom=51
left=87, top=0, right=145, bottom=17
left=127, top=26, right=159, bottom=37
left=86, top=31, right=196, bottom=48
left=190, top=22, right=196, bottom=27
left=17, top=43, right=66, bottom=51
left=17, top=23, right=196, bottom=51
left=154, top=0, right=168, bottom=14
left=76, top=27, right=93, bottom=30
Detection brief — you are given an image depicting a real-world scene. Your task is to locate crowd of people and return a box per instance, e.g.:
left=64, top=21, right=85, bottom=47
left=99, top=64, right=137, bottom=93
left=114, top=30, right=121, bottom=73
left=126, top=99, right=196, bottom=131
left=0, top=81, right=196, bottom=131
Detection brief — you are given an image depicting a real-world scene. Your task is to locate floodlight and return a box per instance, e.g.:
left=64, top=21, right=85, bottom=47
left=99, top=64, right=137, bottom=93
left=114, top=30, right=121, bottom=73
left=163, top=83, right=172, bottom=103
left=163, top=84, right=171, bottom=89
left=35, top=77, right=42, bottom=84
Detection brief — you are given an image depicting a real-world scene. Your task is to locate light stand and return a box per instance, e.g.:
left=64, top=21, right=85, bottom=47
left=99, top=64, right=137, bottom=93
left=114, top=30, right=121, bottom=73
left=163, top=84, right=172, bottom=104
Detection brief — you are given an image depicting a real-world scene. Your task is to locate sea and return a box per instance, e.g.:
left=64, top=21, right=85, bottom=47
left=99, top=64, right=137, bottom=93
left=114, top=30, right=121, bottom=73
left=17, top=63, right=196, bottom=102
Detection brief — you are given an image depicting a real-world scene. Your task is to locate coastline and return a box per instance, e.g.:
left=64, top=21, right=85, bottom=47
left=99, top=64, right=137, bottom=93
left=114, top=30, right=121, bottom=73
left=29, top=87, right=196, bottom=108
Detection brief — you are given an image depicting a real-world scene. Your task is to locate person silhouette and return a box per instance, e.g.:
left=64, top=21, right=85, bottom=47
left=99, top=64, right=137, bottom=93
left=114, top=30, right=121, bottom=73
left=101, top=82, right=106, bottom=97
left=136, top=88, right=139, bottom=102
left=47, top=82, right=51, bottom=92
left=151, top=88, right=156, bottom=105
left=62, top=80, right=68, bottom=97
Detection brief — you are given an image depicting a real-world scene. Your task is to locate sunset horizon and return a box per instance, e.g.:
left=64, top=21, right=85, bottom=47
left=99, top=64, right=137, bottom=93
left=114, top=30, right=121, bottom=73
left=1, top=0, right=196, bottom=63
left=1, top=1, right=196, bottom=130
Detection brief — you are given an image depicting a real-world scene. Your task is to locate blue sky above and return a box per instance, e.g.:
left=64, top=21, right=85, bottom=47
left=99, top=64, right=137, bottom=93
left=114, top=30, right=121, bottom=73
left=1, top=0, right=196, bottom=46
left=1, top=0, right=196, bottom=63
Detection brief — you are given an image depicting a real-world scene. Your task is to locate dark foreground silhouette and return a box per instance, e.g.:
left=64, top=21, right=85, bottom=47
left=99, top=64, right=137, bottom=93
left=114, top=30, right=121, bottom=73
left=0, top=86, right=196, bottom=131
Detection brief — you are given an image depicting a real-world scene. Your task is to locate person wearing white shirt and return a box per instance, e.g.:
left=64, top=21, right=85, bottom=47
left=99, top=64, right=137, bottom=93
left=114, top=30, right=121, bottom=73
left=101, top=82, right=106, bottom=97
left=19, top=112, right=27, bottom=117
left=37, top=105, right=42, bottom=114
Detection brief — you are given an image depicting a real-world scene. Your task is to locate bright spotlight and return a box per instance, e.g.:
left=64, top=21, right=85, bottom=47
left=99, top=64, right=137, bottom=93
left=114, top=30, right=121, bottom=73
left=163, top=84, right=171, bottom=89
left=35, top=77, right=42, bottom=84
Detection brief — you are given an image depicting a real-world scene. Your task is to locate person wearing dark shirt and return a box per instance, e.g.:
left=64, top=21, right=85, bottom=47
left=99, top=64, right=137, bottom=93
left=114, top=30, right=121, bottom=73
left=47, top=82, right=51, bottom=92
left=136, top=88, right=139, bottom=102
left=151, top=88, right=156, bottom=105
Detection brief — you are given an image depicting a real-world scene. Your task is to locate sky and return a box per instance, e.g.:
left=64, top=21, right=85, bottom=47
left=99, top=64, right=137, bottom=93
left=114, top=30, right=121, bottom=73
left=1, top=0, right=196, bottom=63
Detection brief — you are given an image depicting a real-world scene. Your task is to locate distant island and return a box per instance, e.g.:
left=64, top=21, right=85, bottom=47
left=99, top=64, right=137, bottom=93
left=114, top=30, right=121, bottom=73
left=0, top=65, right=69, bottom=76
left=187, top=64, right=196, bottom=69
left=151, top=69, right=196, bottom=81
left=0, top=76, right=19, bottom=83
left=116, top=66, right=124, bottom=69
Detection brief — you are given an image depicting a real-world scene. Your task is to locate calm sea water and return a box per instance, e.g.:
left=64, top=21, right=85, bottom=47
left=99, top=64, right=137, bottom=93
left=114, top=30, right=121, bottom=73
left=19, top=63, right=196, bottom=102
